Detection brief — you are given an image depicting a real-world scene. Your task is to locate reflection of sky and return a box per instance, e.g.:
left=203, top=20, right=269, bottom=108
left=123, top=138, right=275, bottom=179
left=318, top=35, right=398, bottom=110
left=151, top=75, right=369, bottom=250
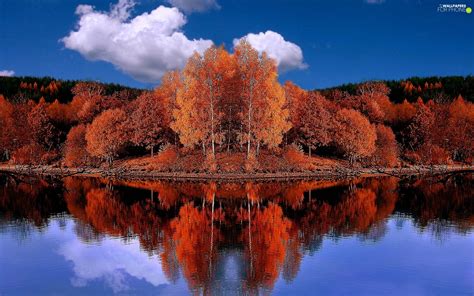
left=0, top=216, right=473, bottom=295
left=273, top=218, right=474, bottom=295
left=0, top=217, right=189, bottom=295
left=58, top=228, right=168, bottom=292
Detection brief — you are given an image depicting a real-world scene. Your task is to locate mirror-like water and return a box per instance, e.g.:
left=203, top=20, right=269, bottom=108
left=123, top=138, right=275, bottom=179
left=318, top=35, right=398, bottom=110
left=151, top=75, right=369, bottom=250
left=0, top=174, right=473, bottom=295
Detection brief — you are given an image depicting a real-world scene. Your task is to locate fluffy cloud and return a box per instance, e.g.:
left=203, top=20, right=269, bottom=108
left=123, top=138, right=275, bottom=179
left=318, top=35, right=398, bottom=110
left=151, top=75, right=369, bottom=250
left=365, top=0, right=385, bottom=4
left=233, top=31, right=307, bottom=72
left=0, top=70, right=15, bottom=77
left=166, top=0, right=220, bottom=13
left=62, top=0, right=213, bottom=82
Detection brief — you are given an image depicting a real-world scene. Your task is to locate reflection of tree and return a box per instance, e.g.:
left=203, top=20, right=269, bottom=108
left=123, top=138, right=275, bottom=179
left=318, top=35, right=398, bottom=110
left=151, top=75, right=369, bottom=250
left=0, top=176, right=66, bottom=228
left=295, top=188, right=378, bottom=237
left=241, top=203, right=291, bottom=293
left=170, top=202, right=222, bottom=295
left=160, top=224, right=180, bottom=283
left=290, top=177, right=400, bottom=251
left=111, top=180, right=179, bottom=209
left=64, top=178, right=167, bottom=254
left=282, top=223, right=303, bottom=283
left=1, top=174, right=473, bottom=294
left=396, top=174, right=474, bottom=234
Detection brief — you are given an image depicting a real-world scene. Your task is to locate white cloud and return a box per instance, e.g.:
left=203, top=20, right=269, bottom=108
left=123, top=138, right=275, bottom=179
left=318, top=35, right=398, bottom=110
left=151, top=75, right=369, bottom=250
left=166, top=0, right=220, bottom=13
left=62, top=0, right=213, bottom=83
left=233, top=31, right=307, bottom=72
left=365, top=0, right=385, bottom=4
left=0, top=70, right=15, bottom=77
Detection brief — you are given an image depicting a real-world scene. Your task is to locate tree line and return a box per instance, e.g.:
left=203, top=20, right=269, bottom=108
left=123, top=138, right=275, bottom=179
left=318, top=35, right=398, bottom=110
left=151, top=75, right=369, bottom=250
left=0, top=40, right=473, bottom=169
left=2, top=74, right=472, bottom=105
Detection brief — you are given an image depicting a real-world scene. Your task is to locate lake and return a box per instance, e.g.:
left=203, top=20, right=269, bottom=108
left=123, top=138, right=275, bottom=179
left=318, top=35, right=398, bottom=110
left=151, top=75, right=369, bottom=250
left=0, top=173, right=473, bottom=295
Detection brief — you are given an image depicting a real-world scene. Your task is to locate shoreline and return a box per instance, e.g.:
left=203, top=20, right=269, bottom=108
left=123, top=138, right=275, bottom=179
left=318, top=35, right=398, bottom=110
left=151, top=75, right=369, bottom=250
left=0, top=164, right=472, bottom=181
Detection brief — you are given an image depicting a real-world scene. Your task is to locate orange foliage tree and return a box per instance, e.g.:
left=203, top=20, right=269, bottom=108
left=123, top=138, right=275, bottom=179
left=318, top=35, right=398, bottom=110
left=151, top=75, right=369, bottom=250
left=370, top=124, right=399, bottom=167
left=393, top=99, right=416, bottom=124
left=85, top=108, right=128, bottom=166
left=129, top=91, right=169, bottom=157
left=283, top=81, right=306, bottom=128
left=296, top=92, right=335, bottom=156
left=64, top=124, right=93, bottom=167
left=172, top=47, right=234, bottom=157
left=352, top=82, right=391, bottom=123
left=171, top=43, right=290, bottom=159
left=69, top=82, right=106, bottom=123
left=235, top=40, right=290, bottom=157
left=334, top=109, right=377, bottom=164
left=156, top=70, right=182, bottom=145
left=283, top=81, right=307, bottom=145
left=445, top=95, right=474, bottom=162
left=28, top=98, right=58, bottom=151
left=0, top=95, right=15, bottom=160
left=407, top=98, right=435, bottom=150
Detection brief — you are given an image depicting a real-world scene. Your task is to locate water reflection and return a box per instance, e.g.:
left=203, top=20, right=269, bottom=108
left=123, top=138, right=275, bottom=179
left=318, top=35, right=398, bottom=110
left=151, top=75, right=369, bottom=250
left=0, top=174, right=473, bottom=294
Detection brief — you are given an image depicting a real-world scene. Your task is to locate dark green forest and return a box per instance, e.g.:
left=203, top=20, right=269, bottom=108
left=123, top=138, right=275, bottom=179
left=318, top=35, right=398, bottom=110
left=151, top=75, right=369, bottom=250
left=1, top=75, right=472, bottom=104
left=0, top=76, right=142, bottom=103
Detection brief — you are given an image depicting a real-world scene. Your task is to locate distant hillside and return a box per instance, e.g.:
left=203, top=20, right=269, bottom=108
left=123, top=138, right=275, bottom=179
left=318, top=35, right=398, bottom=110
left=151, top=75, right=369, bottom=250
left=1, top=75, right=472, bottom=104
left=0, top=76, right=143, bottom=103
left=318, top=76, right=474, bottom=103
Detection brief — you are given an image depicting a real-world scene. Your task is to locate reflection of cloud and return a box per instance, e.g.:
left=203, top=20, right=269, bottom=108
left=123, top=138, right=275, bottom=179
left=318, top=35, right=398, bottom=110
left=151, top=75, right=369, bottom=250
left=58, top=232, right=169, bottom=292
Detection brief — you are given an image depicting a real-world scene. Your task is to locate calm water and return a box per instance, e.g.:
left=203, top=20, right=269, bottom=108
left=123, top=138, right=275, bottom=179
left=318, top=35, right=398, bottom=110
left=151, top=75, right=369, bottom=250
left=0, top=174, right=473, bottom=295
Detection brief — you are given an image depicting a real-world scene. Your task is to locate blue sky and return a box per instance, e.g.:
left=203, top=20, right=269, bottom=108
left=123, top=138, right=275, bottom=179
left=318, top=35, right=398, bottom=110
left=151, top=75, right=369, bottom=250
left=0, top=0, right=473, bottom=90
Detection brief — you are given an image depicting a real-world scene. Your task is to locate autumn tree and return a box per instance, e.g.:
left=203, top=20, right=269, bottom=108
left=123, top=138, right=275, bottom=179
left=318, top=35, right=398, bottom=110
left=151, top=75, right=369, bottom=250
left=284, top=81, right=306, bottom=126
left=340, top=82, right=391, bottom=124
left=64, top=124, right=93, bottom=167
left=47, top=99, right=68, bottom=124
left=406, top=98, right=435, bottom=152
left=69, top=82, right=106, bottom=123
left=8, top=101, right=33, bottom=157
left=393, top=99, right=416, bottom=124
left=356, top=82, right=391, bottom=122
left=28, top=98, right=59, bottom=152
left=157, top=71, right=182, bottom=121
left=85, top=108, right=128, bottom=166
left=296, top=92, right=335, bottom=157
left=172, top=47, right=235, bottom=157
left=235, top=40, right=290, bottom=157
left=283, top=81, right=307, bottom=145
left=334, top=108, right=377, bottom=164
left=370, top=124, right=399, bottom=167
left=444, top=95, right=474, bottom=162
left=0, top=95, right=15, bottom=160
left=68, top=82, right=129, bottom=124
left=129, top=91, right=169, bottom=157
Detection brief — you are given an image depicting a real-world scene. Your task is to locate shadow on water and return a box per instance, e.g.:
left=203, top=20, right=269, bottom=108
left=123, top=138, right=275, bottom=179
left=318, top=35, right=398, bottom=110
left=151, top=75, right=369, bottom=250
left=0, top=173, right=473, bottom=294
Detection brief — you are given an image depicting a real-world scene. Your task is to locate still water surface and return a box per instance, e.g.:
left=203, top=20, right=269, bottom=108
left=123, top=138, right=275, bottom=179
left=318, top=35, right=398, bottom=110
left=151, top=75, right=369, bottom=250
left=0, top=174, right=473, bottom=295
